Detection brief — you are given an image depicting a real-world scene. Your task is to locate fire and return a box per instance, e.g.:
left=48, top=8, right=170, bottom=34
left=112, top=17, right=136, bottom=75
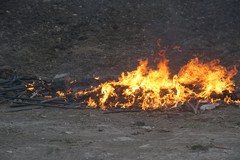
left=82, top=56, right=237, bottom=110
left=178, top=58, right=237, bottom=98
left=26, top=82, right=35, bottom=91
left=56, top=91, right=65, bottom=97
left=25, top=54, right=238, bottom=111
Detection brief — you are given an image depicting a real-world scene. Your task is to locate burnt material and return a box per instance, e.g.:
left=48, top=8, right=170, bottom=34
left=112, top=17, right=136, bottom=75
left=0, top=73, right=240, bottom=113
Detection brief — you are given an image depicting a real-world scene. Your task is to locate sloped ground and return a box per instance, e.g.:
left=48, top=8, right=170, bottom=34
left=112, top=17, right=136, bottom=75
left=1, top=0, right=240, bottom=79
left=0, top=0, right=240, bottom=159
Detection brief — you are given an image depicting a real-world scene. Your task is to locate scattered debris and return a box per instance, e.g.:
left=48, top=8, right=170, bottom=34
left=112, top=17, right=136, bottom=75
left=0, top=75, right=94, bottom=112
left=200, top=103, right=220, bottom=111
left=0, top=72, right=239, bottom=113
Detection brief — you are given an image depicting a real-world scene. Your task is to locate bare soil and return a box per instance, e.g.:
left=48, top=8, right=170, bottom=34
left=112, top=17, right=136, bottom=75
left=0, top=0, right=240, bottom=159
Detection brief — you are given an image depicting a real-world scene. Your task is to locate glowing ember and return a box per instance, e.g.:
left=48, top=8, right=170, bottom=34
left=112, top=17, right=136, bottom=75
left=26, top=82, right=35, bottom=91
left=56, top=91, right=65, bottom=97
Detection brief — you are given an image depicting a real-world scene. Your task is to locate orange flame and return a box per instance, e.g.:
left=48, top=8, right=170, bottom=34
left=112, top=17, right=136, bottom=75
left=26, top=82, right=35, bottom=91
left=25, top=53, right=238, bottom=110
left=56, top=91, right=65, bottom=97
left=83, top=57, right=237, bottom=110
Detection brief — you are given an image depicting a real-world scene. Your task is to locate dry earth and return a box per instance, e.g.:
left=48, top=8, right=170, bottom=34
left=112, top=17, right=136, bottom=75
left=1, top=106, right=240, bottom=160
left=1, top=0, right=240, bottom=160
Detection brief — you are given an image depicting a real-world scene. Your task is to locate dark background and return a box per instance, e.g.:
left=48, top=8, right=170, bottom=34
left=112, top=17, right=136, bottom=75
left=1, top=0, right=240, bottom=80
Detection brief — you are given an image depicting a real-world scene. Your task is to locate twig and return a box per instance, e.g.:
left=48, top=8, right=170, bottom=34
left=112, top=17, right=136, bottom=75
left=0, top=86, right=25, bottom=92
left=186, top=101, right=200, bottom=114
left=40, top=97, right=65, bottom=103
left=10, top=103, right=33, bottom=108
left=11, top=101, right=63, bottom=108
left=2, top=96, right=69, bottom=105
left=210, top=143, right=230, bottom=150
left=1, top=95, right=43, bottom=101
left=11, top=101, right=90, bottom=110
left=5, top=106, right=42, bottom=112
left=0, top=79, right=10, bottom=84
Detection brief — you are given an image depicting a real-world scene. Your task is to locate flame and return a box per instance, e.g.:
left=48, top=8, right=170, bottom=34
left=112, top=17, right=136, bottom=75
left=24, top=53, right=238, bottom=110
left=26, top=82, right=35, bottom=91
left=87, top=97, right=97, bottom=108
left=44, top=95, right=53, bottom=99
left=83, top=56, right=237, bottom=110
left=56, top=91, right=65, bottom=97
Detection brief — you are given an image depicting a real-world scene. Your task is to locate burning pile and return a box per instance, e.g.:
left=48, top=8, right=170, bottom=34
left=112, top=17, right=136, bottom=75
left=1, top=41, right=239, bottom=113
left=23, top=55, right=239, bottom=112
left=77, top=56, right=238, bottom=110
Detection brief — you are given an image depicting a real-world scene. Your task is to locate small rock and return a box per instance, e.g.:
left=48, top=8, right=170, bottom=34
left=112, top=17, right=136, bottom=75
left=189, top=144, right=209, bottom=151
left=98, top=128, right=104, bottom=132
left=158, top=128, right=170, bottom=133
left=113, top=136, right=134, bottom=142
left=40, top=115, right=47, bottom=118
left=65, top=131, right=73, bottom=135
left=200, top=103, right=219, bottom=111
left=53, top=73, right=70, bottom=79
left=131, top=131, right=142, bottom=135
left=139, top=144, right=151, bottom=148
left=13, top=99, right=22, bottom=103
left=141, top=126, right=153, bottom=132
left=6, top=150, right=13, bottom=154
left=133, top=121, right=145, bottom=126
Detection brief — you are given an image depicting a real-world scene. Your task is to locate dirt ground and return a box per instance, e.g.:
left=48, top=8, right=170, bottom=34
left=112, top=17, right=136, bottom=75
left=1, top=0, right=240, bottom=160
left=1, top=106, right=240, bottom=160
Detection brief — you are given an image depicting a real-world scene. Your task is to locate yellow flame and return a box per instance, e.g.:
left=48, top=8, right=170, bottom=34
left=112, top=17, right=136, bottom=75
left=84, top=57, right=237, bottom=110
left=87, top=97, right=97, bottom=108
left=26, top=82, right=35, bottom=91
left=25, top=55, right=238, bottom=110
left=56, top=91, right=65, bottom=97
